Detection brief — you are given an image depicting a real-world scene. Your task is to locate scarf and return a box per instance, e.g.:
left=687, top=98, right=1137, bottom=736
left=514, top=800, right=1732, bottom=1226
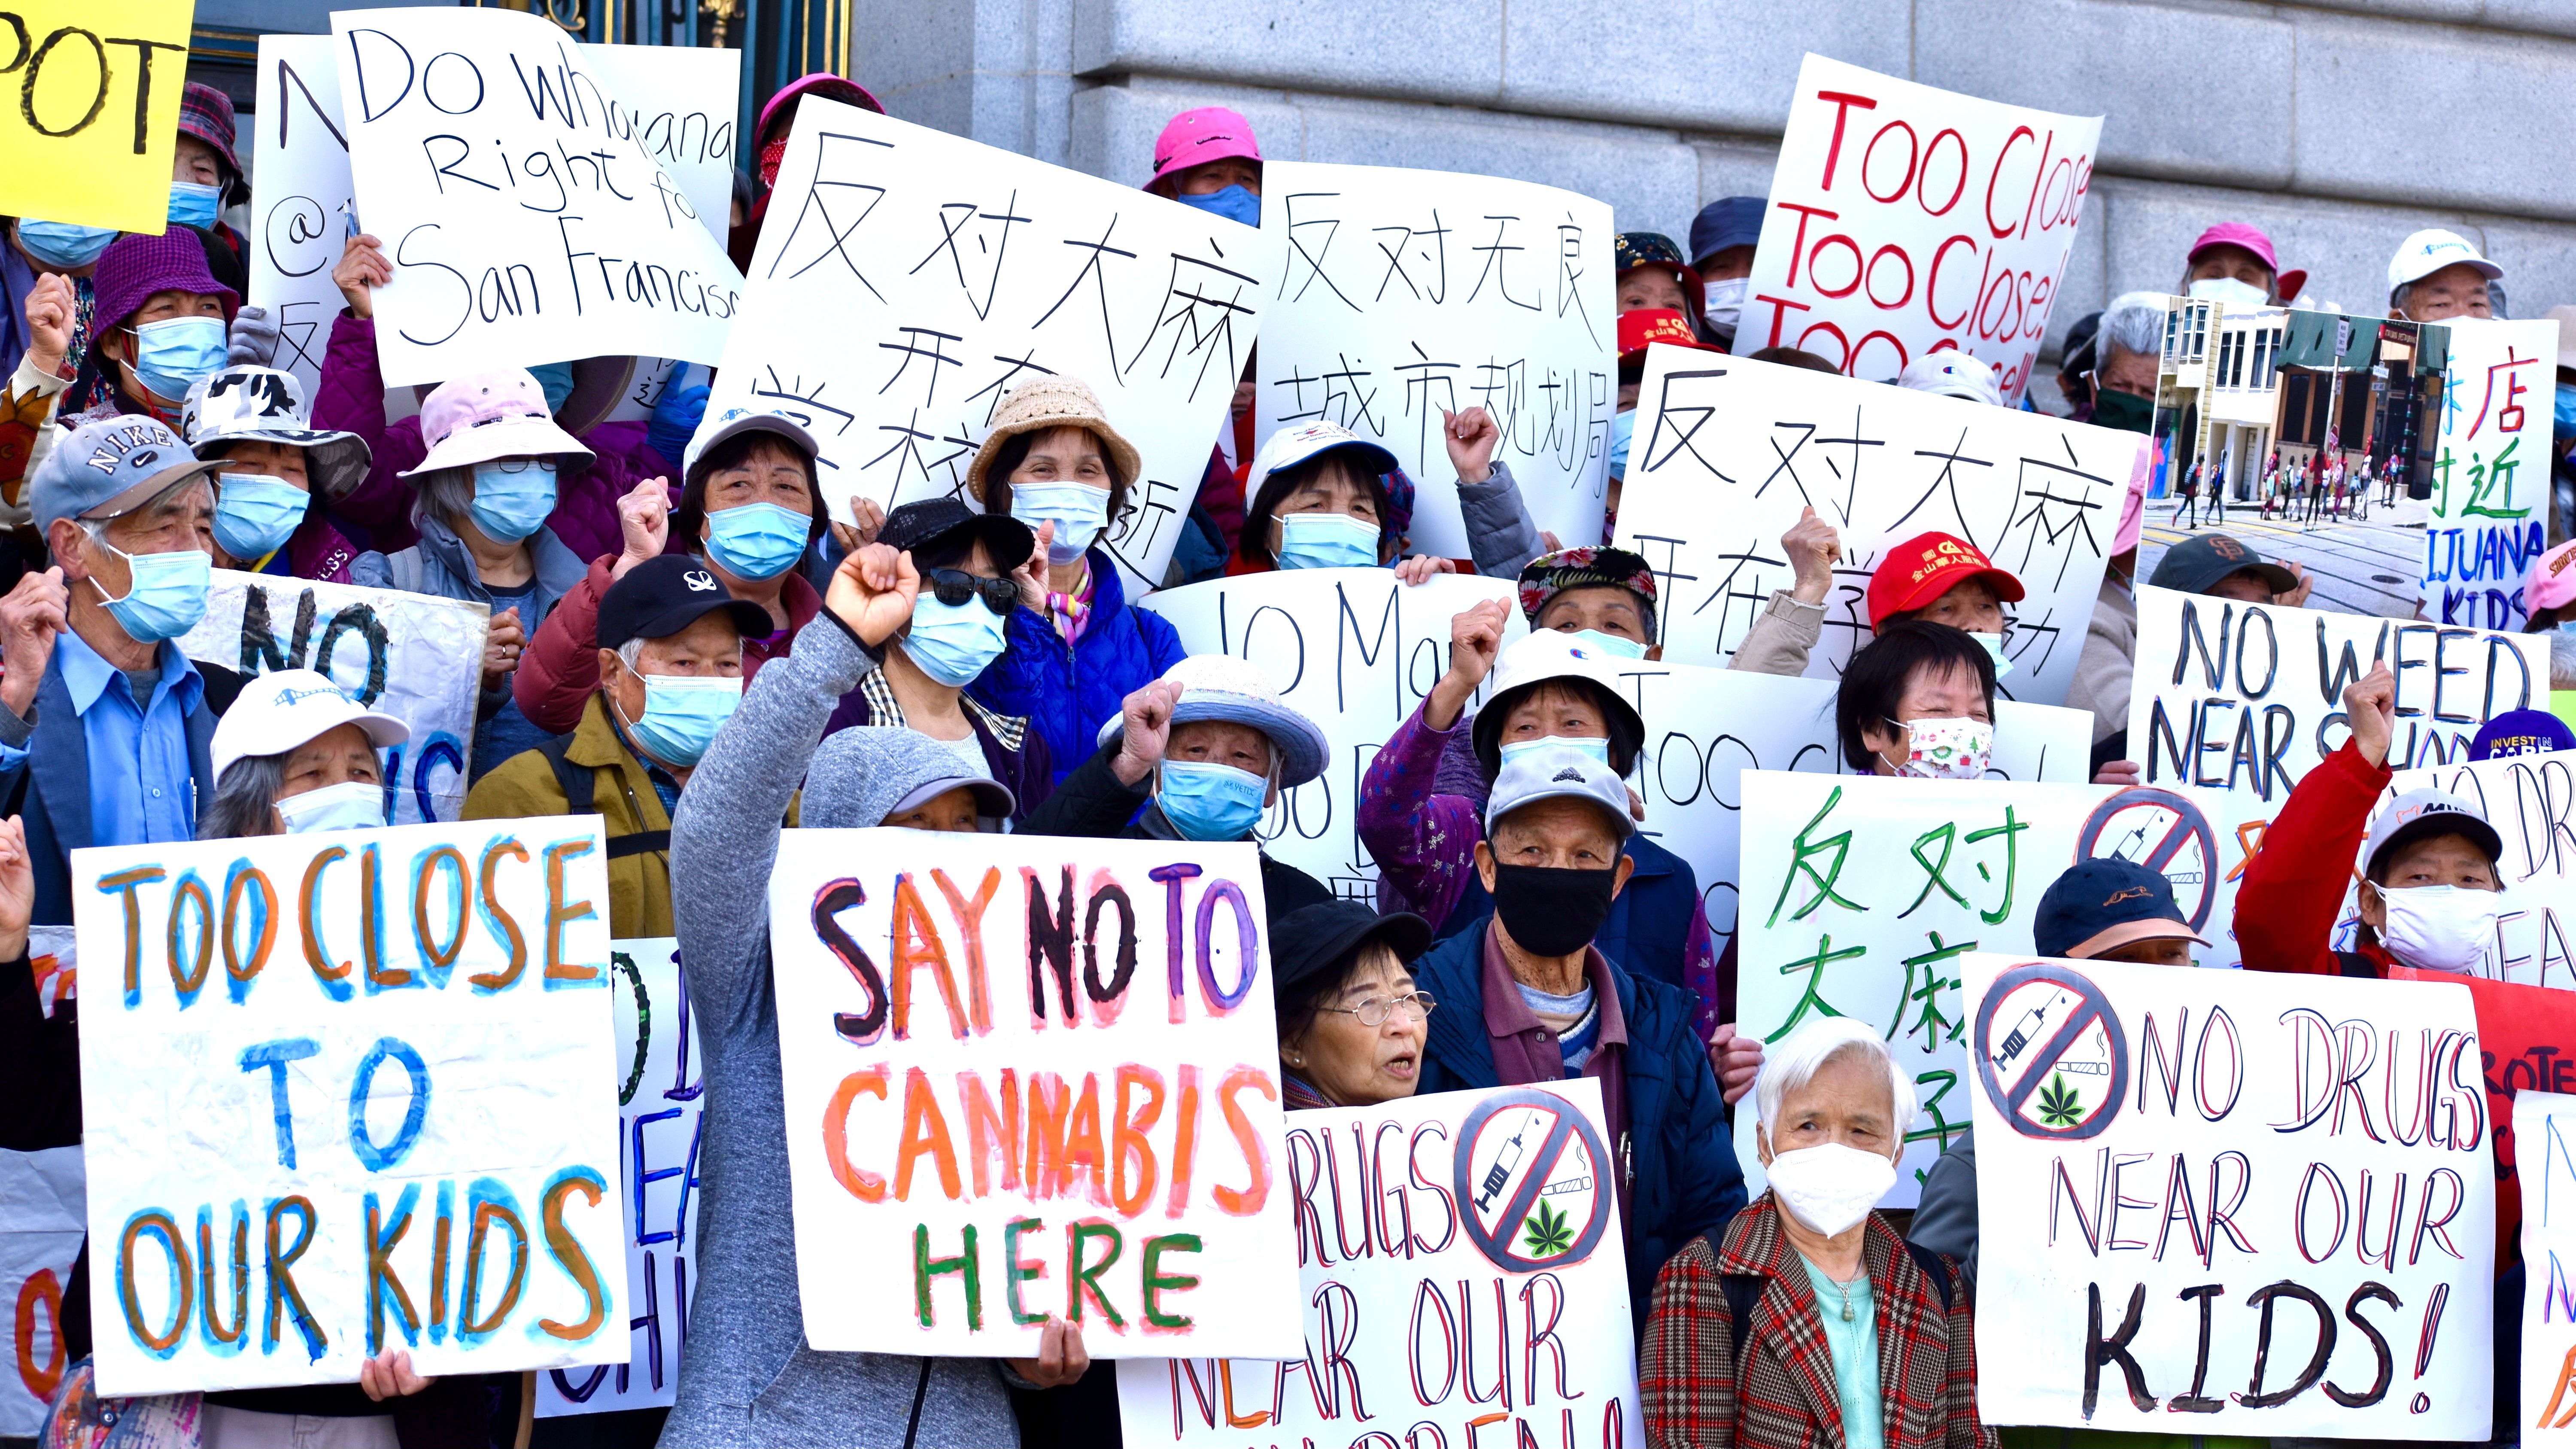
left=1048, top=562, right=1095, bottom=649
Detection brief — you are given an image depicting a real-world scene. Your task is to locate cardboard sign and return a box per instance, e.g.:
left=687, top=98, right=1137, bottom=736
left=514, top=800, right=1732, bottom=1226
left=1967, top=954, right=2493, bottom=1440
left=73, top=817, right=626, bottom=1395
left=1613, top=348, right=2132, bottom=707
left=1735, top=55, right=2099, bottom=401
left=0, top=1148, right=84, bottom=1437
left=332, top=6, right=743, bottom=386
left=250, top=35, right=357, bottom=403
left=537, top=939, right=700, bottom=1416
left=2131, top=583, right=2548, bottom=795
left=766, top=831, right=1300, bottom=1358
left=1735, top=773, right=2279, bottom=1204
left=706, top=100, right=1282, bottom=593
left=1114, top=1080, right=1641, bottom=1449
left=2516, top=1091, right=2576, bottom=1440
left=1252, top=160, right=1616, bottom=559
left=2424, top=318, right=2561, bottom=631
left=176, top=570, right=488, bottom=825
left=0, top=0, right=194, bottom=234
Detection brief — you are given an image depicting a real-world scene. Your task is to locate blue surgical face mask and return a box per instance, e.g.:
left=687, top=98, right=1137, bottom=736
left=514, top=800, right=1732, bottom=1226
left=703, top=500, right=809, bottom=580
left=623, top=673, right=743, bottom=768
left=1570, top=627, right=1647, bottom=660
left=1500, top=734, right=1613, bottom=770
left=129, top=316, right=228, bottom=402
left=1157, top=759, right=1268, bottom=841
left=902, top=593, right=1010, bottom=687
left=1967, top=630, right=2016, bottom=680
left=1274, top=510, right=1379, bottom=571
left=1176, top=185, right=1259, bottom=228
left=528, top=360, right=576, bottom=413
left=91, top=538, right=212, bottom=642
left=1011, top=483, right=1110, bottom=566
left=468, top=459, right=558, bottom=544
left=2556, top=383, right=2576, bottom=440
left=274, top=779, right=387, bottom=835
left=167, top=181, right=222, bottom=229
left=16, top=218, right=117, bottom=269
left=1609, top=408, right=1635, bottom=478
left=211, top=474, right=308, bottom=562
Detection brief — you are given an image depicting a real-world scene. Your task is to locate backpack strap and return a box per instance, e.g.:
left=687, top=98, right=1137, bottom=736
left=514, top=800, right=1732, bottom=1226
left=537, top=735, right=670, bottom=860
left=1904, top=1239, right=1959, bottom=1313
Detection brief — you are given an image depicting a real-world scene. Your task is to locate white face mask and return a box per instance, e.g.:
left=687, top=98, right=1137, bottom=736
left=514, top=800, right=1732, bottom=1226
left=274, top=779, right=388, bottom=835
left=1887, top=716, right=1993, bottom=781
left=2187, top=276, right=2270, bottom=310
left=1703, top=276, right=1750, bottom=331
left=1763, top=1141, right=1897, bottom=1238
left=2378, top=884, right=2502, bottom=973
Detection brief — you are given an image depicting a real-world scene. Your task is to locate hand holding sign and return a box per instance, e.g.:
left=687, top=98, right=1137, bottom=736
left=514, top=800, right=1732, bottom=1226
left=2346, top=660, right=2397, bottom=768
left=1430, top=597, right=1512, bottom=729
left=333, top=234, right=390, bottom=321
left=357, top=1350, right=434, bottom=1402
left=1005, top=1320, right=1090, bottom=1390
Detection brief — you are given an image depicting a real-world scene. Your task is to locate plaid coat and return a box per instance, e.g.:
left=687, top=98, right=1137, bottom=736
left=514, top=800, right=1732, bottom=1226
left=1642, top=1195, right=1993, bottom=1449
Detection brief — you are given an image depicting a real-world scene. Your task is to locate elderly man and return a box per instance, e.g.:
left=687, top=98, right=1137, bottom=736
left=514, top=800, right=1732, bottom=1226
left=1412, top=746, right=1745, bottom=1329
left=2085, top=290, right=2166, bottom=435
left=2388, top=228, right=2501, bottom=322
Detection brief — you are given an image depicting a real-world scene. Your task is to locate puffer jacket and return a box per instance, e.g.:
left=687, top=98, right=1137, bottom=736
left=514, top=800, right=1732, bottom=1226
left=968, top=547, right=1184, bottom=789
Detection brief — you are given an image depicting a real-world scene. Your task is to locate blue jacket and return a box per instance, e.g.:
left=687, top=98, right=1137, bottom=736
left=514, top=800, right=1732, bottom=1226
left=1413, top=925, right=1746, bottom=1336
left=970, top=549, right=1185, bottom=789
left=1435, top=831, right=1703, bottom=991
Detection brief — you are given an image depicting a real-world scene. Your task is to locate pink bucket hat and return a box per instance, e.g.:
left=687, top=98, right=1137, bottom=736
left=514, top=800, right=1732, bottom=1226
left=2531, top=540, right=2576, bottom=615
left=2113, top=434, right=2152, bottom=556
left=2188, top=222, right=2305, bottom=304
left=1144, top=107, right=1261, bottom=193
left=398, top=368, right=595, bottom=478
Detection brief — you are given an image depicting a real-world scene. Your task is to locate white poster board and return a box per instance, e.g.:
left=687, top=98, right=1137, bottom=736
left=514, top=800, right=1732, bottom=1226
left=178, top=570, right=488, bottom=825
left=333, top=6, right=743, bottom=386
left=0, top=1148, right=83, bottom=1437
left=2518, top=1090, right=2576, bottom=1441
left=708, top=100, right=1282, bottom=592
left=1114, top=1079, right=1640, bottom=1449
left=1253, top=160, right=1616, bottom=559
left=581, top=45, right=738, bottom=246
left=1968, top=954, right=2493, bottom=1440
left=766, top=831, right=1301, bottom=1358
left=1613, top=347, right=2132, bottom=706
left=1735, top=54, right=2101, bottom=402
left=2424, top=318, right=2560, bottom=631
left=73, top=817, right=626, bottom=1395
left=250, top=36, right=357, bottom=403
left=2387, top=753, right=2576, bottom=989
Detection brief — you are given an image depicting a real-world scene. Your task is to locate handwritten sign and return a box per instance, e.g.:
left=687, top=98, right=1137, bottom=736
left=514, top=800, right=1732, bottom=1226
left=538, top=939, right=700, bottom=1416
left=0, top=1148, right=83, bottom=1437
left=580, top=45, right=737, bottom=247
left=707, top=100, right=1282, bottom=593
left=1613, top=347, right=2132, bottom=707
left=2517, top=1091, right=2576, bottom=1441
left=251, top=35, right=356, bottom=402
left=2384, top=754, right=2576, bottom=989
left=2425, top=318, right=2560, bottom=630
left=73, top=816, right=626, bottom=1395
left=0, top=0, right=194, bottom=234
left=767, top=830, right=1300, bottom=1358
left=177, top=570, right=487, bottom=825
left=1253, top=160, right=1615, bottom=559
left=2130, top=583, right=2547, bottom=795
left=332, top=6, right=743, bottom=386
left=1735, top=55, right=2100, bottom=401
left=1967, top=954, right=2493, bottom=1440
left=1114, top=1079, right=1641, bottom=1449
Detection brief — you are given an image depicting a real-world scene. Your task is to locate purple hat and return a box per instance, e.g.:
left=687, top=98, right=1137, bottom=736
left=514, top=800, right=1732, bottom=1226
left=2188, top=222, right=2305, bottom=304
left=178, top=81, right=244, bottom=197
left=1145, top=107, right=1262, bottom=193
left=88, top=231, right=240, bottom=368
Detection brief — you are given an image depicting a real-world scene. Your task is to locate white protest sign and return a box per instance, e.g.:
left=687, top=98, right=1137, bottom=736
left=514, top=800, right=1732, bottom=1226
left=2424, top=318, right=2559, bottom=630
left=1254, top=160, right=1615, bottom=559
left=2517, top=1090, right=2576, bottom=1440
left=1115, top=1079, right=1641, bottom=1449
left=2385, top=753, right=2576, bottom=989
left=332, top=6, right=743, bottom=386
left=767, top=831, right=1300, bottom=1358
left=538, top=938, right=700, bottom=1416
left=250, top=36, right=356, bottom=403
left=178, top=570, right=487, bottom=825
left=1967, top=954, right=2493, bottom=1439
left=73, top=817, right=625, bottom=1395
left=1735, top=773, right=2279, bottom=1204
left=1, top=1148, right=83, bottom=1437
left=580, top=45, right=738, bottom=246
left=606, top=358, right=688, bottom=425
left=1614, top=347, right=2131, bottom=707
left=1736, top=55, right=2100, bottom=401
left=708, top=100, right=1282, bottom=592
left=2129, top=583, right=2548, bottom=795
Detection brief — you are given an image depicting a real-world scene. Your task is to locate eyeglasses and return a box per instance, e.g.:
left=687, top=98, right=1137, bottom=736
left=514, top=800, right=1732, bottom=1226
left=1315, top=990, right=1436, bottom=1027
left=924, top=568, right=1018, bottom=616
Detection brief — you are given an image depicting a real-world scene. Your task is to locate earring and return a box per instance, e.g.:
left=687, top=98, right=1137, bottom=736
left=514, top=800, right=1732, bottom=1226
left=1286, top=1052, right=1302, bottom=1066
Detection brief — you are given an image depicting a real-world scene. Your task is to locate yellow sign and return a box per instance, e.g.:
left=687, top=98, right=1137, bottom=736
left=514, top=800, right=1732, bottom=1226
left=0, top=0, right=198, bottom=233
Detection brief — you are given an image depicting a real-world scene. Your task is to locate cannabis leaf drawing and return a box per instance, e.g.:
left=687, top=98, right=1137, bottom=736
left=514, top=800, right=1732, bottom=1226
left=2037, top=1073, right=2083, bottom=1129
left=1522, top=1197, right=1575, bottom=1258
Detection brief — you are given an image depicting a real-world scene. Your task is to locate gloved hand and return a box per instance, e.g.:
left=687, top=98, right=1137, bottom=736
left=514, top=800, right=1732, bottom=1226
left=647, top=378, right=710, bottom=468
left=228, top=304, right=279, bottom=368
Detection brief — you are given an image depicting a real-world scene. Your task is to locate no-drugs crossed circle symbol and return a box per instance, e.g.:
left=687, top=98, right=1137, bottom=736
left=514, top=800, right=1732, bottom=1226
left=1974, top=962, right=2129, bottom=1140
left=2076, top=788, right=2218, bottom=932
left=1452, top=1088, right=1613, bottom=1272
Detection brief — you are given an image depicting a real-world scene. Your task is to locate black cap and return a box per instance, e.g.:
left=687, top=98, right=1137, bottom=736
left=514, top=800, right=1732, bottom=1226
left=2146, top=533, right=2298, bottom=596
left=1270, top=902, right=1432, bottom=1013
left=599, top=554, right=775, bottom=650
left=880, top=498, right=1034, bottom=571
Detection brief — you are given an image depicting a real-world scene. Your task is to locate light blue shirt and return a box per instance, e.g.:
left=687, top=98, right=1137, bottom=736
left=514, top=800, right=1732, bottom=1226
left=1796, top=1251, right=1883, bottom=1449
left=0, top=632, right=204, bottom=847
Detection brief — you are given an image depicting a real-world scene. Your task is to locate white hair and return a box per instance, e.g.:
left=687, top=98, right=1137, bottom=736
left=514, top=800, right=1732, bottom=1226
left=2096, top=291, right=2170, bottom=362
left=1754, top=1017, right=1919, bottom=1137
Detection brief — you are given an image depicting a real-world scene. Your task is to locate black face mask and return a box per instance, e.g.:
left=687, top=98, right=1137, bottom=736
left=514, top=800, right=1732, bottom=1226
left=2091, top=387, right=2154, bottom=433
left=1489, top=862, right=1619, bottom=957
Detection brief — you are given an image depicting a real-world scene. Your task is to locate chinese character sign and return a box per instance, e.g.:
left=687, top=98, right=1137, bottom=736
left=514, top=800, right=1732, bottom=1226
left=2426, top=318, right=2561, bottom=630
left=1735, top=55, right=2101, bottom=401
left=0, top=0, right=194, bottom=234
left=1255, top=160, right=1616, bottom=560
left=250, top=35, right=356, bottom=402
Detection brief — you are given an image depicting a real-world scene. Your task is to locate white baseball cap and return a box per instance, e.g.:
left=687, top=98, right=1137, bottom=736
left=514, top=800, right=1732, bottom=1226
left=211, top=669, right=410, bottom=787
left=1245, top=419, right=1397, bottom=503
left=1483, top=745, right=1635, bottom=841
left=1896, top=351, right=2003, bottom=407
left=2387, top=228, right=2502, bottom=295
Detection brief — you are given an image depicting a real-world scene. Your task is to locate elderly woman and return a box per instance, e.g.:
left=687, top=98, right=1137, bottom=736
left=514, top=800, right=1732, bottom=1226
left=1270, top=900, right=1434, bottom=1109
left=1642, top=1017, right=1987, bottom=1449
left=197, top=669, right=409, bottom=838
left=182, top=365, right=371, bottom=582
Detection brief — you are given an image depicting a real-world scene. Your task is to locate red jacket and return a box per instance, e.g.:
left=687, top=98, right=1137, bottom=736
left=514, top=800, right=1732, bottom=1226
left=2233, top=738, right=2398, bottom=978
left=512, top=553, right=820, bottom=735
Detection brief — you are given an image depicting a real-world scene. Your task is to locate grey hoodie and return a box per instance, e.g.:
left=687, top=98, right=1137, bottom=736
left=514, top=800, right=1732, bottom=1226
left=662, top=613, right=1024, bottom=1448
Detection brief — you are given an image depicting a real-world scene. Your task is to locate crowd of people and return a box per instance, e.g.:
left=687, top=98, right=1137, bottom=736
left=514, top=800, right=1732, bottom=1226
left=0, top=70, right=2566, bottom=1449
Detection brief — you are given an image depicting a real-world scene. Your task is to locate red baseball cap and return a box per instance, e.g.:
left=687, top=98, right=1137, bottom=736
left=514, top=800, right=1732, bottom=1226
left=1865, top=532, right=2025, bottom=629
left=1618, top=308, right=1719, bottom=366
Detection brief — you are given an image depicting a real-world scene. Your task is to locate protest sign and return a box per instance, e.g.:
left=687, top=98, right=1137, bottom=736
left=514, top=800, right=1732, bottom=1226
left=1, top=1148, right=83, bottom=1437
left=332, top=6, right=743, bottom=386
left=1253, top=160, right=1616, bottom=559
left=73, top=816, right=625, bottom=1395
left=2424, top=318, right=2560, bottom=630
left=539, top=939, right=701, bottom=1416
left=767, top=830, right=1300, bottom=1358
left=2387, top=753, right=2576, bottom=989
left=2517, top=1091, right=2576, bottom=1440
left=177, top=570, right=487, bottom=825
left=251, top=35, right=357, bottom=401
left=1613, top=348, right=2132, bottom=707
left=2379, top=967, right=2576, bottom=1258
left=0, top=0, right=193, bottom=234
left=1967, top=954, right=2493, bottom=1439
left=1114, top=1079, right=1642, bottom=1449
left=1734, top=55, right=2100, bottom=402
left=2131, top=583, right=2548, bottom=796
left=1735, top=773, right=2278, bottom=1203
left=707, top=100, right=1282, bottom=592
left=581, top=45, right=737, bottom=246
